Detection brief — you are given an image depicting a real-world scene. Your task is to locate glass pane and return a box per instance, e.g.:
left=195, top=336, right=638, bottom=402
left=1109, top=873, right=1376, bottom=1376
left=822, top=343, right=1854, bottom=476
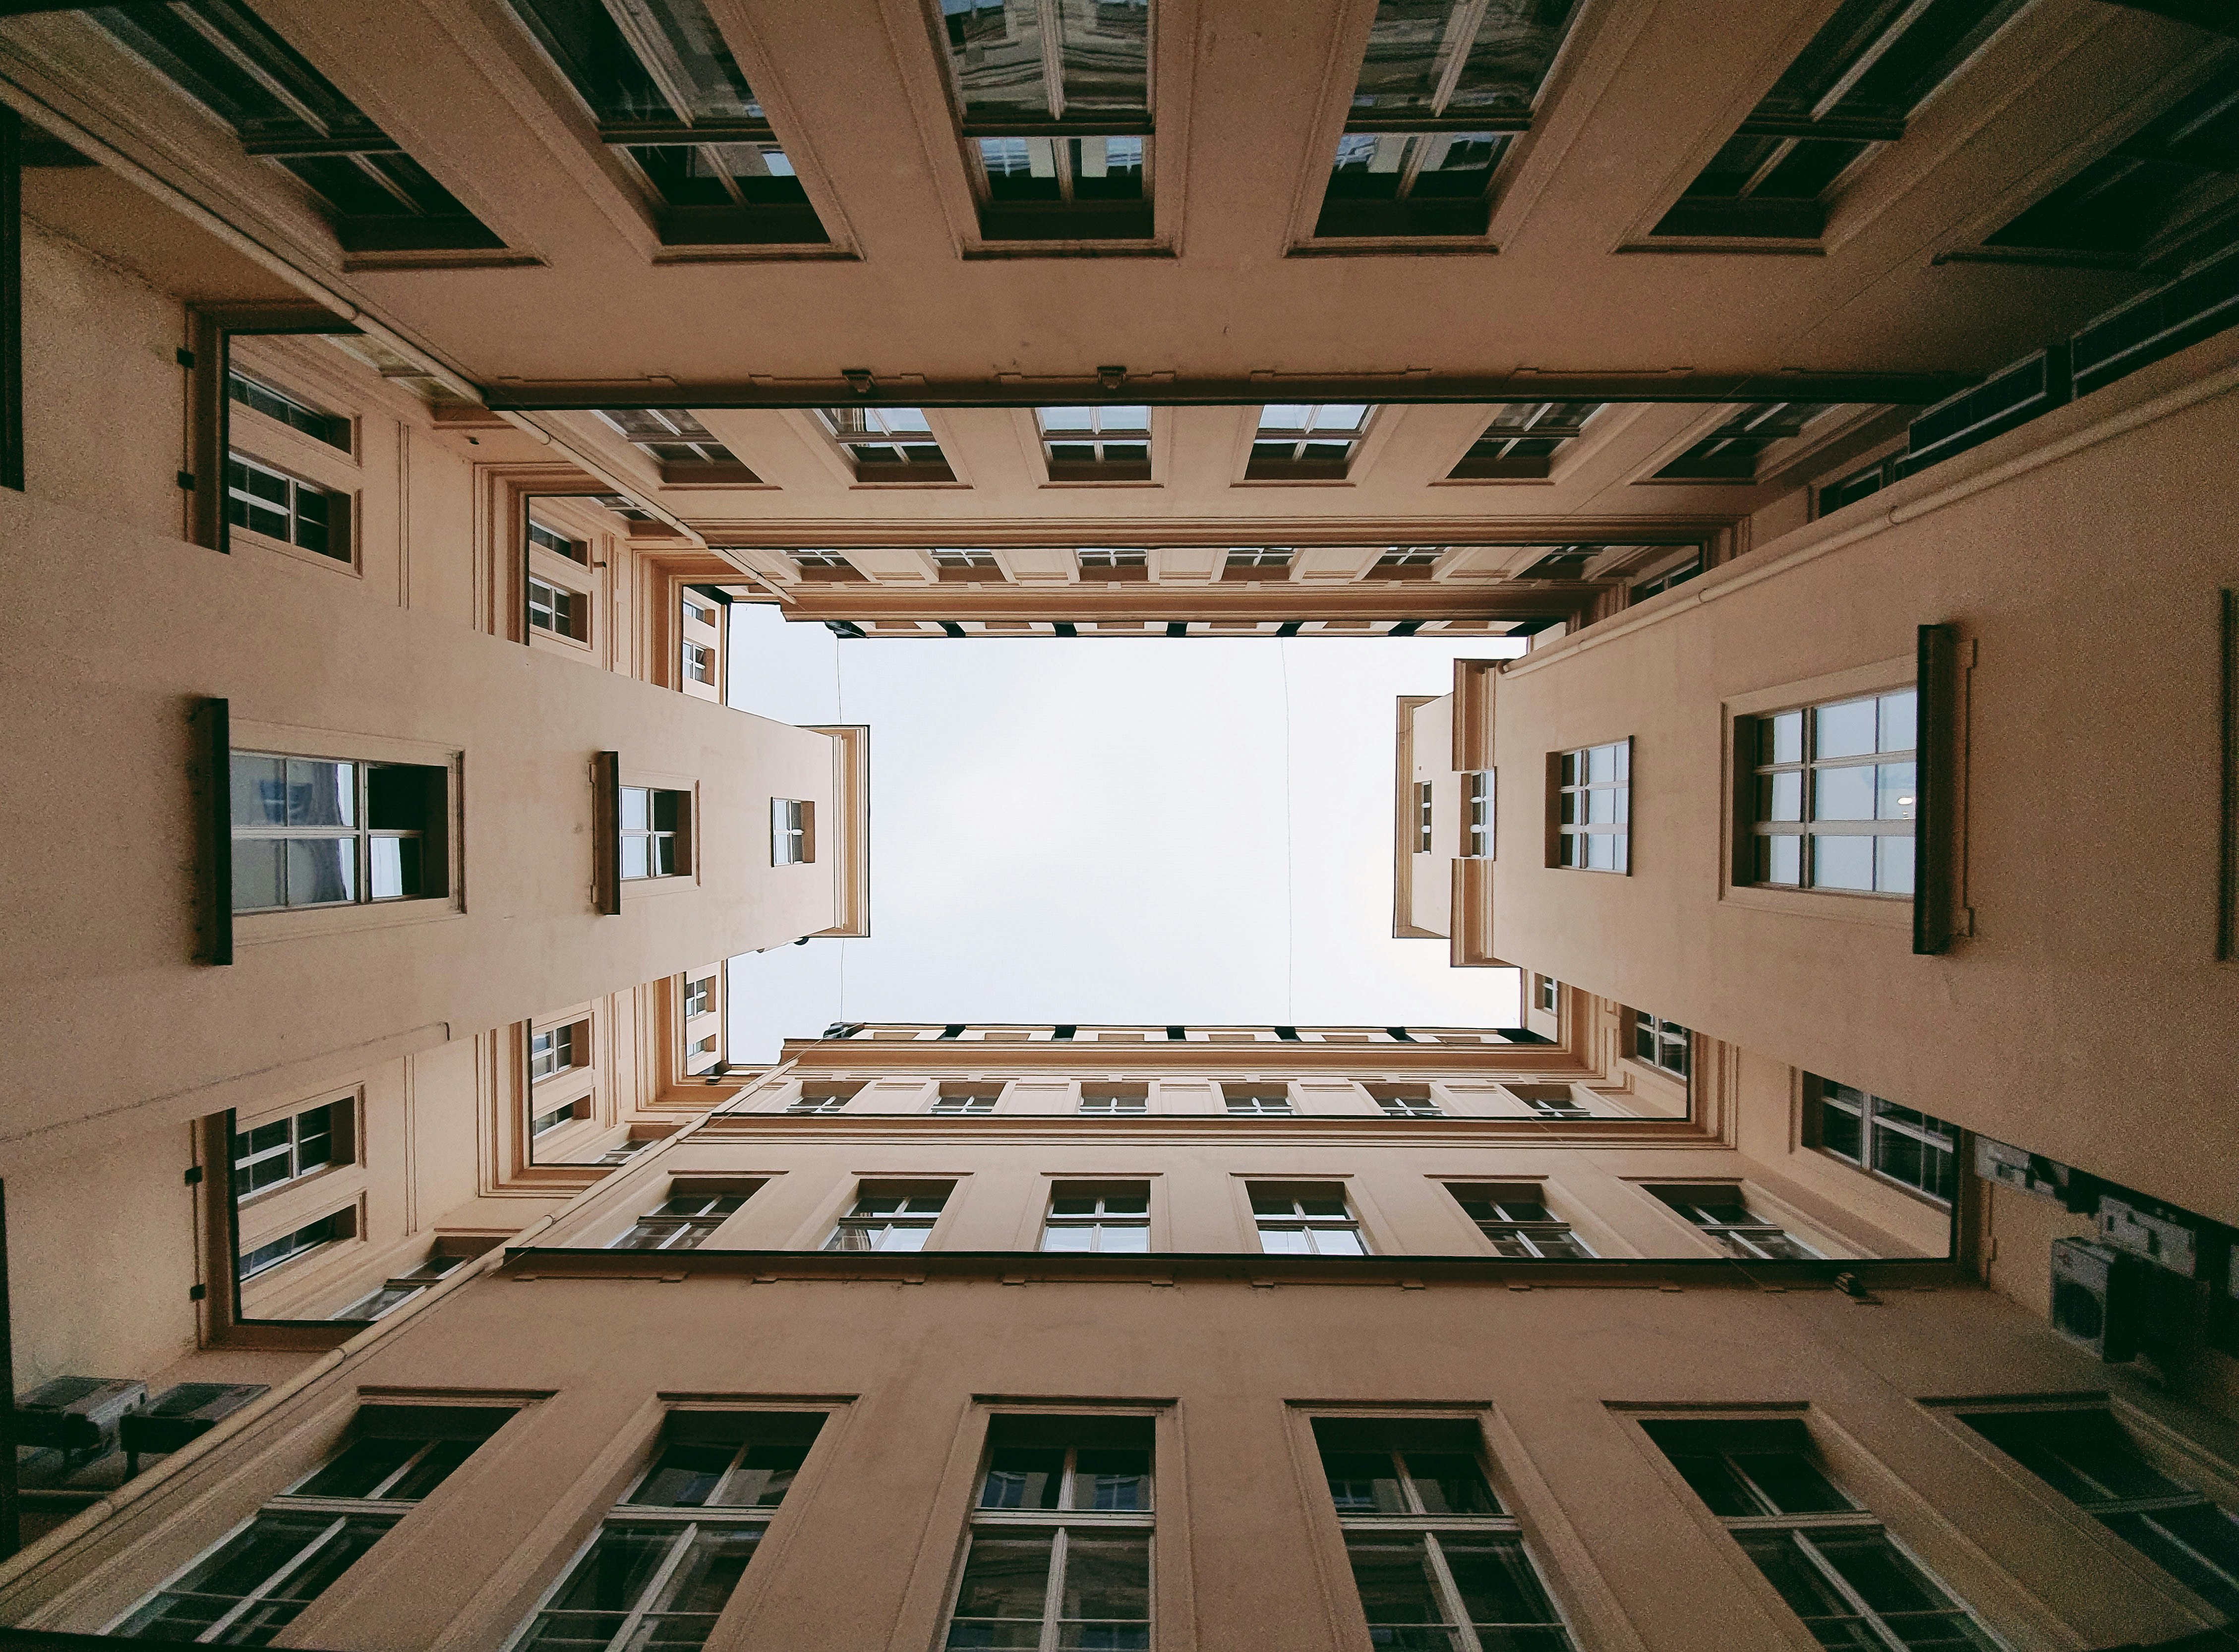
left=718, top=1442, right=809, bottom=1508
left=1765, top=770, right=1803, bottom=822
left=1075, top=1449, right=1152, bottom=1510
left=1877, top=836, right=1915, bottom=895
left=1735, top=1530, right=1856, bottom=1618
left=1820, top=1097, right=1864, bottom=1161
left=545, top=1525, right=679, bottom=1613
left=1765, top=833, right=1801, bottom=886
left=233, top=839, right=285, bottom=911
left=1808, top=1531, right=1953, bottom=1615
left=648, top=1523, right=761, bottom=1614
left=1737, top=1453, right=1852, bottom=1515
left=1058, top=1528, right=1150, bottom=1622
left=632, top=1443, right=738, bottom=1507
left=1098, top=1226, right=1150, bottom=1253
left=1815, top=698, right=1877, bottom=759
left=286, top=837, right=356, bottom=905
left=952, top=1528, right=1056, bottom=1623
left=265, top=1513, right=395, bottom=1601
left=369, top=836, right=422, bottom=901
left=1812, top=835, right=1874, bottom=891
left=382, top=1437, right=476, bottom=1501
left=1409, top=1454, right=1499, bottom=1515
left=1587, top=745, right=1615, bottom=783
left=1325, top=1451, right=1409, bottom=1514
left=294, top=1436, right=420, bottom=1499
left=2114, top=1505, right=2239, bottom=1614
left=1346, top=1533, right=1449, bottom=1625
left=622, top=837, right=650, bottom=880
left=232, top=754, right=287, bottom=826
left=1766, top=711, right=1805, bottom=765
left=1880, top=690, right=1918, bottom=753
left=1877, top=764, right=1917, bottom=821
left=1444, top=1534, right=1562, bottom=1627
left=287, top=760, right=354, bottom=827
left=984, top=1448, right=1066, bottom=1509
left=1258, top=1226, right=1311, bottom=1254
left=1043, top=1225, right=1095, bottom=1252
left=1813, top=765, right=1874, bottom=821
left=1663, top=1453, right=1761, bottom=1518
left=1313, top=1228, right=1368, bottom=1256
left=621, top=787, right=649, bottom=830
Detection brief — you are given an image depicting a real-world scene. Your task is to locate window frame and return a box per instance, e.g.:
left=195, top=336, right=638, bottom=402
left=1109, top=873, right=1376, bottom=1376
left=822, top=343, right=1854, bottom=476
left=1244, top=403, right=1375, bottom=481
left=1739, top=686, right=1919, bottom=900
left=226, top=449, right=352, bottom=568
left=1644, top=1183, right=1821, bottom=1261
left=609, top=1185, right=755, bottom=1251
left=231, top=1096, right=355, bottom=1203
left=1249, top=1182, right=1370, bottom=1255
left=1447, top=1184, right=1594, bottom=1259
left=1547, top=739, right=1630, bottom=873
left=229, top=748, right=451, bottom=918
left=1806, top=1076, right=1960, bottom=1206
left=1462, top=770, right=1491, bottom=859
left=1446, top=402, right=1600, bottom=479
left=815, top=407, right=956, bottom=483
left=620, top=784, right=693, bottom=883
left=1040, top=1181, right=1153, bottom=1253
left=825, top=1180, right=954, bottom=1251
left=1036, top=406, right=1153, bottom=481
left=1415, top=781, right=1435, bottom=853
left=771, top=797, right=813, bottom=865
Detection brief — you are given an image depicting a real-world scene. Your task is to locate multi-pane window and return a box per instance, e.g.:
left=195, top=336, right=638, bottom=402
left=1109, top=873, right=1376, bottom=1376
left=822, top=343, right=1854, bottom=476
left=241, top=1210, right=352, bottom=1281
left=1534, top=974, right=1558, bottom=1013
left=529, top=577, right=586, bottom=642
left=1223, top=1089, right=1294, bottom=1116
left=946, top=1417, right=1154, bottom=1651
left=228, top=453, right=339, bottom=560
left=771, top=798, right=809, bottom=865
left=790, top=550, right=859, bottom=576
left=936, top=0, right=1153, bottom=242
left=1246, top=405, right=1372, bottom=479
left=1463, top=772, right=1490, bottom=858
left=1041, top=1184, right=1151, bottom=1252
left=89, top=5, right=504, bottom=254
left=1315, top=1416, right=1577, bottom=1651
left=1652, top=0, right=2028, bottom=240
left=1452, top=1188, right=1593, bottom=1258
left=509, top=1412, right=823, bottom=1652
left=1319, top=0, right=1579, bottom=238
left=1222, top=548, right=1294, bottom=579
left=1077, top=548, right=1148, bottom=578
left=1448, top=402, right=1599, bottom=478
left=826, top=1185, right=950, bottom=1251
left=232, top=1102, right=343, bottom=1198
left=621, top=787, right=688, bottom=880
left=113, top=1405, right=511, bottom=1645
left=528, top=517, right=587, bottom=563
left=1748, top=688, right=1917, bottom=895
left=787, top=1090, right=852, bottom=1114
left=1078, top=1091, right=1148, bottom=1116
left=1814, top=1081, right=1959, bottom=1204
left=935, top=549, right=1003, bottom=579
left=1251, top=1185, right=1367, bottom=1254
left=1649, top=1186, right=1818, bottom=1260
left=1958, top=1407, right=2239, bottom=1614
left=682, top=641, right=713, bottom=683
left=1374, top=547, right=1442, bottom=578
left=230, top=753, right=444, bottom=911
left=684, top=975, right=715, bottom=1019
left=1653, top=402, right=1839, bottom=481
left=1632, top=1011, right=1688, bottom=1077
left=819, top=408, right=952, bottom=480
left=503, top=0, right=827, bottom=247
left=1373, top=1092, right=1443, bottom=1118
left=531, top=1022, right=583, bottom=1083
left=932, top=1091, right=1000, bottom=1116
left=1631, top=554, right=1702, bottom=601
left=531, top=1098, right=589, bottom=1136
left=611, top=1191, right=747, bottom=1251
left=334, top=1253, right=468, bottom=1321
left=1552, top=741, right=1628, bottom=872
left=228, top=371, right=348, bottom=451
left=1643, top=1418, right=1999, bottom=1652
left=598, top=408, right=747, bottom=470
left=1039, top=407, right=1151, bottom=478
left=1416, top=782, right=1435, bottom=853
left=1510, top=1084, right=1591, bottom=1122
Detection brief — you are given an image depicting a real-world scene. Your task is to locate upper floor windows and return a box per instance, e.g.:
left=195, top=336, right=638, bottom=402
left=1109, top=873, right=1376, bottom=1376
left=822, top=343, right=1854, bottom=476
left=228, top=453, right=342, bottom=562
left=230, top=752, right=447, bottom=911
left=1251, top=1184, right=1366, bottom=1254
left=819, top=408, right=954, bottom=482
left=1415, top=782, right=1434, bottom=853
left=1534, top=974, right=1558, bottom=1014
left=1651, top=0, right=2027, bottom=242
left=1630, top=553, right=1701, bottom=601
left=1451, top=1186, right=1592, bottom=1258
left=596, top=409, right=756, bottom=481
left=827, top=1183, right=950, bottom=1251
left=336, top=1251, right=469, bottom=1322
left=505, top=0, right=829, bottom=247
left=1812, top=1080, right=1958, bottom=1204
left=233, top=1100, right=346, bottom=1198
left=935, top=548, right=1004, bottom=580
left=1373, top=547, right=1441, bottom=579
left=1746, top=689, right=1916, bottom=896
left=621, top=786, right=689, bottom=880
left=1039, top=407, right=1151, bottom=479
left=681, top=590, right=723, bottom=700
left=1550, top=740, right=1628, bottom=872
left=932, top=1089, right=1000, bottom=1116
left=1652, top=402, right=1838, bottom=482
left=1314, top=1416, right=1577, bottom=1651
left=228, top=371, right=347, bottom=451
left=771, top=798, right=812, bottom=865
left=684, top=973, right=715, bottom=1020
left=1042, top=1182, right=1151, bottom=1252
left=1223, top=1087, right=1294, bottom=1117
left=1448, top=401, right=1598, bottom=478
left=1223, top=549, right=1294, bottom=580
left=1247, top=405, right=1371, bottom=480
left=1078, top=547, right=1149, bottom=580
left=530, top=576, right=587, bottom=643
left=612, top=1188, right=750, bottom=1250
left=1079, top=1089, right=1147, bottom=1116
left=1632, top=1011, right=1688, bottom=1077
left=1649, top=1185, right=1817, bottom=1260
left=1316, top=0, right=1581, bottom=240
left=528, top=517, right=588, bottom=564
left=787, top=1085, right=857, bottom=1115
left=1371, top=1087, right=1442, bottom=1118
left=530, top=1018, right=588, bottom=1083
left=936, top=0, right=1153, bottom=242
left=241, top=1208, right=354, bottom=1281
left=1463, top=772, right=1490, bottom=858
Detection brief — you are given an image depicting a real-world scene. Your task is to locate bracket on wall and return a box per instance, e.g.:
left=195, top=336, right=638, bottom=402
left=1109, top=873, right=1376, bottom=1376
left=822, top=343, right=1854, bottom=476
left=203, top=697, right=233, bottom=965
left=1914, top=623, right=1961, bottom=955
left=593, top=752, right=622, bottom=916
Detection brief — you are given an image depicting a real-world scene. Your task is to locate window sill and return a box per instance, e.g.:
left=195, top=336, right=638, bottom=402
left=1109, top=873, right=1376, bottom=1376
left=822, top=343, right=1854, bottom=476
left=621, top=873, right=699, bottom=900
left=1718, top=883, right=1910, bottom=929
left=235, top=895, right=463, bottom=947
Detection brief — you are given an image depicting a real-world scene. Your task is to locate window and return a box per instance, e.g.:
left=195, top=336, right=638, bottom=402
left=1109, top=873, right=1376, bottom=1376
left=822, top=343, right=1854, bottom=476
left=596, top=409, right=757, bottom=480
left=826, top=1184, right=949, bottom=1251
left=1251, top=1185, right=1366, bottom=1254
left=1317, top=0, right=1581, bottom=239
left=683, top=641, right=713, bottom=683
left=932, top=1091, right=999, bottom=1116
left=89, top=5, right=504, bottom=254
left=531, top=1021, right=586, bottom=1083
left=1650, top=0, right=2027, bottom=240
left=529, top=577, right=587, bottom=642
left=1222, top=548, right=1293, bottom=580
left=114, top=1404, right=510, bottom=1643
left=1630, top=554, right=1701, bottom=601
left=945, top=1415, right=1154, bottom=1650
left=1534, top=975, right=1557, bottom=1013
left=1223, top=1088, right=1294, bottom=1116
left=232, top=1101, right=345, bottom=1197
left=1452, top=1188, right=1592, bottom=1258
left=1746, top=688, right=1917, bottom=896
left=1448, top=402, right=1599, bottom=478
left=1463, top=772, right=1490, bottom=858
left=532, top=1098, right=589, bottom=1137
left=787, top=1089, right=852, bottom=1114
left=1374, top=547, right=1442, bottom=579
left=1653, top=403, right=1839, bottom=481
left=819, top=407, right=953, bottom=480
left=228, top=371, right=347, bottom=450
left=1415, top=782, right=1435, bottom=853
left=1315, top=1416, right=1577, bottom=1651
left=528, top=516, right=587, bottom=563
left=1632, top=1011, right=1688, bottom=1077
left=1507, top=1084, right=1591, bottom=1121
left=227, top=453, right=341, bottom=560
left=1643, top=1417, right=1998, bottom=1652
left=1246, top=405, right=1371, bottom=479
left=1042, top=1183, right=1151, bottom=1252
left=936, top=0, right=1153, bottom=242
left=1372, top=1089, right=1442, bottom=1118
left=934, top=548, right=1003, bottom=580
left=1813, top=1081, right=1958, bottom=1204
left=771, top=798, right=811, bottom=865
left=240, top=1209, right=353, bottom=1281
left=230, top=752, right=446, bottom=911
left=1648, top=1186, right=1817, bottom=1260
left=790, top=550, right=861, bottom=577
left=1039, top=407, right=1151, bottom=479
left=335, top=1253, right=468, bottom=1321
left=1077, top=548, right=1149, bottom=579
left=1958, top=1407, right=2239, bottom=1614
left=684, top=974, right=715, bottom=1019
left=1079, top=1091, right=1147, bottom=1116
left=621, top=787, right=688, bottom=880
left=611, top=1190, right=748, bottom=1250
left=508, top=1411, right=822, bottom=1652
left=1551, top=741, right=1628, bottom=872
left=503, top=0, right=827, bottom=246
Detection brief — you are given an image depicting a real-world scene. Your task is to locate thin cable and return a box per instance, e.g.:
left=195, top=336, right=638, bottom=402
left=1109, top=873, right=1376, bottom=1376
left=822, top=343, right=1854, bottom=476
left=1279, top=637, right=1296, bottom=1025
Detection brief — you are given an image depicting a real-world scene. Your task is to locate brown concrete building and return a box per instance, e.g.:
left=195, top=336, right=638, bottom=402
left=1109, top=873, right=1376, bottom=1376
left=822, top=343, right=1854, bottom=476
left=3, top=0, right=2239, bottom=1649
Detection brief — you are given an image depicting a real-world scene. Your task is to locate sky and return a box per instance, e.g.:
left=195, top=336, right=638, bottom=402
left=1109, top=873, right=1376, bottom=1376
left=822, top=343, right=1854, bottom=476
left=723, top=603, right=1526, bottom=1063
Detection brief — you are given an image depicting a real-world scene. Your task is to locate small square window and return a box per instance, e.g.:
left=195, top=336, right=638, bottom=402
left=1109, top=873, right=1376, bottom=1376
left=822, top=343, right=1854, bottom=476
left=621, top=787, right=689, bottom=880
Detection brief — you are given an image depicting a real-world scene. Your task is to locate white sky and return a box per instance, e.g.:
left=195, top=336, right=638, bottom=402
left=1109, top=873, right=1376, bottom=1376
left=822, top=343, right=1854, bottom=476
left=724, top=603, right=1526, bottom=1063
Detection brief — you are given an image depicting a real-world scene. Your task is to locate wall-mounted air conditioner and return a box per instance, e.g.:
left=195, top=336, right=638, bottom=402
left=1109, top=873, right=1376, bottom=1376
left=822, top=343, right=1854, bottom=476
left=119, top=1382, right=270, bottom=1471
left=2051, top=1238, right=2138, bottom=1362
left=13, top=1377, right=146, bottom=1457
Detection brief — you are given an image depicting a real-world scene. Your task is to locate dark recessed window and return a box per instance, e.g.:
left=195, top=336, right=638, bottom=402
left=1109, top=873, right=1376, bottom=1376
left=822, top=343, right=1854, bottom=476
left=1246, top=405, right=1371, bottom=479
left=1448, top=401, right=1599, bottom=478
left=596, top=409, right=759, bottom=481
left=227, top=372, right=348, bottom=451
left=819, top=408, right=953, bottom=481
left=1038, top=406, right=1150, bottom=479
left=1630, top=554, right=1701, bottom=601
left=1652, top=403, right=1839, bottom=482
left=1812, top=1080, right=1958, bottom=1203
left=227, top=453, right=342, bottom=560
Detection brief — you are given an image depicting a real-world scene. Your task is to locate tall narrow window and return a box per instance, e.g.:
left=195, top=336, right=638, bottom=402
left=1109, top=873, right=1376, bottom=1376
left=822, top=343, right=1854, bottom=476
left=596, top=409, right=759, bottom=482
left=1652, top=403, right=1840, bottom=481
left=1416, top=782, right=1435, bottom=852
left=1643, top=1417, right=2000, bottom=1652
left=611, top=1189, right=750, bottom=1250
left=114, top=1404, right=513, bottom=1643
left=1317, top=0, right=1581, bottom=239
left=504, top=0, right=828, bottom=246
left=1246, top=405, right=1371, bottom=479
left=818, top=408, right=954, bottom=481
left=227, top=453, right=341, bottom=561
left=1534, top=975, right=1558, bottom=1013
left=681, top=590, right=722, bottom=698
left=826, top=1184, right=950, bottom=1251
left=1747, top=687, right=1916, bottom=895
left=509, top=1412, right=823, bottom=1652
left=1651, top=0, right=2028, bottom=241
left=936, top=0, right=1153, bottom=243
left=1463, top=772, right=1491, bottom=858
left=1632, top=1010, right=1688, bottom=1077
left=621, top=787, right=689, bottom=880
left=771, top=798, right=811, bottom=864
left=1039, top=407, right=1151, bottom=479
left=1451, top=1187, right=1593, bottom=1257
left=1251, top=1185, right=1366, bottom=1254
left=1648, top=1186, right=1817, bottom=1260
left=89, top=4, right=506, bottom=254
left=232, top=1101, right=346, bottom=1197
left=1958, top=1407, right=2239, bottom=1614
left=1314, top=1416, right=1577, bottom=1650
left=1448, top=402, right=1599, bottom=478
left=1552, top=740, right=1628, bottom=872
left=230, top=752, right=446, bottom=911
left=1812, top=1081, right=1958, bottom=1204
left=228, top=372, right=348, bottom=451
left=1042, top=1183, right=1151, bottom=1252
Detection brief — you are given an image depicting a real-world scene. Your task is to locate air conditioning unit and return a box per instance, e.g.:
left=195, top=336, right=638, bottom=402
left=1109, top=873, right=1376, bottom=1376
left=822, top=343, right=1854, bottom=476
left=2097, top=1194, right=2200, bottom=1278
left=13, top=1377, right=146, bottom=1456
left=119, top=1382, right=269, bottom=1465
left=2051, top=1239, right=2139, bottom=1362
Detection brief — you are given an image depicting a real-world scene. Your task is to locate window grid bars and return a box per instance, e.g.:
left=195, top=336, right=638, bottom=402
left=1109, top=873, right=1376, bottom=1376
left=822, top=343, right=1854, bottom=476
left=1660, top=1195, right=1817, bottom=1261
left=1464, top=771, right=1490, bottom=857
left=1749, top=690, right=1917, bottom=894
left=952, top=1444, right=1155, bottom=1652
left=1555, top=740, right=1629, bottom=871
